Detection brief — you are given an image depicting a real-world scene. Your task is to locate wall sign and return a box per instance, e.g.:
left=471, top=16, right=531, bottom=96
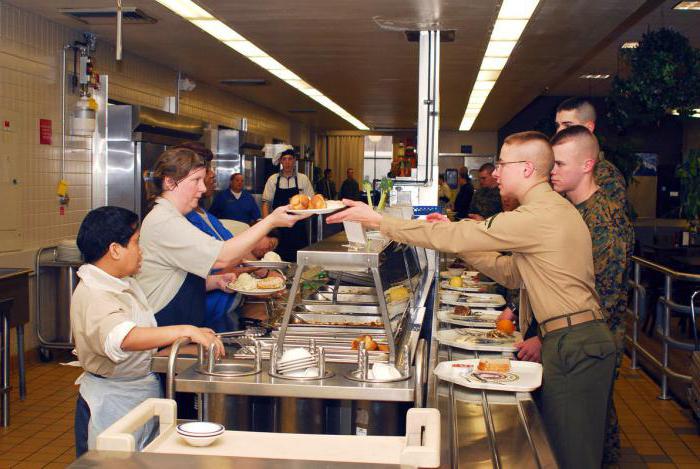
left=39, top=119, right=52, bottom=145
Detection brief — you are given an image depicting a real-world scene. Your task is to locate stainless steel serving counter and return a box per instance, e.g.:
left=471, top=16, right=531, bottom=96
left=428, top=263, right=558, bottom=468
left=69, top=451, right=405, bottom=468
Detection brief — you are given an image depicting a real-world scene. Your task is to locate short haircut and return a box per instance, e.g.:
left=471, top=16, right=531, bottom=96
left=458, top=167, right=469, bottom=179
left=77, top=206, right=139, bottom=264
left=502, top=131, right=555, bottom=175
left=230, top=172, right=243, bottom=181
left=173, top=141, right=213, bottom=164
left=267, top=228, right=280, bottom=240
left=478, top=163, right=495, bottom=173
left=550, top=125, right=600, bottom=160
left=280, top=149, right=295, bottom=158
left=324, top=168, right=332, bottom=176
left=556, top=97, right=597, bottom=122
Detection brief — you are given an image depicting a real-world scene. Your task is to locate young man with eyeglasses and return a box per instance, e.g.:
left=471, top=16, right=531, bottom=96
left=328, top=131, right=616, bottom=469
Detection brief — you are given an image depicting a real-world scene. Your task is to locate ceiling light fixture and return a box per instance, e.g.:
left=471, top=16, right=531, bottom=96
left=459, top=0, right=540, bottom=130
left=154, top=0, right=369, bottom=130
left=579, top=74, right=610, bottom=79
left=673, top=1, right=700, bottom=10
left=621, top=41, right=639, bottom=49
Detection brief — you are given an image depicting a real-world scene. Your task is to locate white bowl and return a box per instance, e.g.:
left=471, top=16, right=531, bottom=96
left=178, top=433, right=223, bottom=447
left=279, top=347, right=312, bottom=364
left=370, top=363, right=402, bottom=380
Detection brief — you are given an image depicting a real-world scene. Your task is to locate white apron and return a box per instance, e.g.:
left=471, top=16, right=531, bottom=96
left=78, top=371, right=162, bottom=451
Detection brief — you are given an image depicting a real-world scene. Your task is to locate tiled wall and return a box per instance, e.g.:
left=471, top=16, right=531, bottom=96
left=0, top=0, right=293, bottom=251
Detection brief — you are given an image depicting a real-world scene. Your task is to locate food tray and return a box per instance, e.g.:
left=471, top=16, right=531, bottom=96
left=292, top=313, right=387, bottom=328
left=435, top=328, right=522, bottom=352
left=434, top=359, right=543, bottom=392
left=436, top=309, right=501, bottom=328
left=440, top=292, right=506, bottom=308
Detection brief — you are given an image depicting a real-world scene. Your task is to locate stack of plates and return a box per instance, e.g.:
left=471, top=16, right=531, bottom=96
left=176, top=421, right=225, bottom=447
left=56, top=239, right=83, bottom=263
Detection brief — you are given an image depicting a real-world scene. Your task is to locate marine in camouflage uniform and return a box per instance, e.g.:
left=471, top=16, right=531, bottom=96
left=575, top=187, right=634, bottom=466
left=595, top=159, right=629, bottom=214
left=468, top=186, right=502, bottom=218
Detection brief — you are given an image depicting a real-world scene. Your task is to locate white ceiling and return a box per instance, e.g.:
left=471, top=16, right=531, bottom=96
left=11, top=0, right=700, bottom=131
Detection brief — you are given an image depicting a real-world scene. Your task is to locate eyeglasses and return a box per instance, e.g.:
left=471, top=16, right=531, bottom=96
left=495, top=160, right=529, bottom=169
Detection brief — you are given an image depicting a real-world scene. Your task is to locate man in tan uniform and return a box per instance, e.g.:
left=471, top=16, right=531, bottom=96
left=329, top=131, right=616, bottom=469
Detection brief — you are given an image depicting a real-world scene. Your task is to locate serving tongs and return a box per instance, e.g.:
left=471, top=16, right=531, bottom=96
left=217, top=326, right=267, bottom=339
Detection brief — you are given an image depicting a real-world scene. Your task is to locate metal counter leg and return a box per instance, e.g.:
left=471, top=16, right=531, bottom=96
left=2, top=314, right=9, bottom=427
left=17, top=325, right=26, bottom=400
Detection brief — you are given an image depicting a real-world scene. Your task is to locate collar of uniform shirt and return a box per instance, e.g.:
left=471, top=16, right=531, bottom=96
left=77, top=263, right=131, bottom=294
left=520, top=180, right=553, bottom=205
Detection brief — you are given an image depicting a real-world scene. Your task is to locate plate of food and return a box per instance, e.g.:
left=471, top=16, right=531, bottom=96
left=433, top=358, right=543, bottom=392
left=287, top=194, right=346, bottom=215
left=440, top=278, right=487, bottom=292
left=440, top=292, right=506, bottom=308
left=436, top=321, right=521, bottom=352
left=227, top=273, right=286, bottom=296
left=437, top=306, right=501, bottom=328
left=242, top=251, right=291, bottom=269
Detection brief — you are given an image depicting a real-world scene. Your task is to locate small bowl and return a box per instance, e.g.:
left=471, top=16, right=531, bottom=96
left=177, top=422, right=224, bottom=447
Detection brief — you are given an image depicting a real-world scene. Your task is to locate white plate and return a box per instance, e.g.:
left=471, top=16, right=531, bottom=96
left=227, top=283, right=286, bottom=296
left=440, top=292, right=506, bottom=307
left=287, top=200, right=346, bottom=215
left=436, top=309, right=501, bottom=328
left=434, top=359, right=543, bottom=392
left=436, top=328, right=522, bottom=352
left=241, top=260, right=291, bottom=269
left=439, top=280, right=488, bottom=292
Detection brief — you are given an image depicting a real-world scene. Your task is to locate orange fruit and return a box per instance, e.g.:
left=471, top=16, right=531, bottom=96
left=496, top=319, right=515, bottom=335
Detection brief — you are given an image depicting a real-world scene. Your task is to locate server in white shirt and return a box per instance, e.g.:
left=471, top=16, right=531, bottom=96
left=261, top=149, right=315, bottom=261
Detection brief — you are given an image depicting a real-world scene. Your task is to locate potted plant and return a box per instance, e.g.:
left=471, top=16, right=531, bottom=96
left=677, top=148, right=700, bottom=234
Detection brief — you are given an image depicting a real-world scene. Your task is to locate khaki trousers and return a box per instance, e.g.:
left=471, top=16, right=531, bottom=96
left=541, top=320, right=616, bottom=469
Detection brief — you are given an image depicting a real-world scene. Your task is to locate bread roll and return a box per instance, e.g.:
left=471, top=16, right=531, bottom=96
left=309, top=194, right=327, bottom=209
left=289, top=194, right=310, bottom=210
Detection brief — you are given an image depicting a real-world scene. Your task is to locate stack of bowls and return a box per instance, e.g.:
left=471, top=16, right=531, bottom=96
left=176, top=421, right=225, bottom=447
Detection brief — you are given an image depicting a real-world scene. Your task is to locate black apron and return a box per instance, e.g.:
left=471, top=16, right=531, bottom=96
left=272, top=173, right=308, bottom=262
left=154, top=272, right=206, bottom=327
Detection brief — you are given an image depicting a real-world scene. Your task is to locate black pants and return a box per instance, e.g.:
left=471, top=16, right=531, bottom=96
left=74, top=394, right=90, bottom=458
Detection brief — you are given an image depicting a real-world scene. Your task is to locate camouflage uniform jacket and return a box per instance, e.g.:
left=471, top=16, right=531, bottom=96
left=594, top=159, right=629, bottom=214
left=469, top=186, right=502, bottom=218
left=575, top=189, right=634, bottom=332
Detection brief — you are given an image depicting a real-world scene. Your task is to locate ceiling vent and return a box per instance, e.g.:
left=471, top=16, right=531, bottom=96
left=220, top=79, right=268, bottom=86
left=59, top=7, right=157, bottom=25
left=288, top=109, right=317, bottom=114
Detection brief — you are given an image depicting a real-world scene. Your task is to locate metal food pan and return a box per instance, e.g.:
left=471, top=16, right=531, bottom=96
left=304, top=292, right=378, bottom=304
left=294, top=304, right=381, bottom=315
left=292, top=313, right=385, bottom=328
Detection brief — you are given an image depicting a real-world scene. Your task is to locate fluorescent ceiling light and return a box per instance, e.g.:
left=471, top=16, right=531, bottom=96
left=498, top=0, right=540, bottom=19
left=190, top=19, right=244, bottom=41
left=485, top=41, right=516, bottom=57
left=491, top=19, right=528, bottom=41
left=477, top=70, right=501, bottom=81
left=473, top=80, right=495, bottom=91
left=579, top=74, right=610, bottom=79
left=224, top=40, right=267, bottom=58
left=249, top=56, right=285, bottom=70
left=459, top=0, right=540, bottom=130
left=621, top=41, right=639, bottom=49
left=480, top=57, right=508, bottom=71
left=154, top=0, right=211, bottom=19
left=153, top=0, right=369, bottom=130
left=673, top=1, right=700, bottom=10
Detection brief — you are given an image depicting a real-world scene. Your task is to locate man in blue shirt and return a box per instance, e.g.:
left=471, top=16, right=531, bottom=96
left=209, top=173, right=261, bottom=225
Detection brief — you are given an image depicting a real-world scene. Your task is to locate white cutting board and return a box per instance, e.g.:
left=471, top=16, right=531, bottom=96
left=436, top=328, right=522, bottom=352
left=434, top=359, right=542, bottom=392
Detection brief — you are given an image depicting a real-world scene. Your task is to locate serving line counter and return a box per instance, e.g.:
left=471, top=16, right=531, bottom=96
left=427, top=261, right=558, bottom=468
left=152, top=231, right=436, bottom=435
